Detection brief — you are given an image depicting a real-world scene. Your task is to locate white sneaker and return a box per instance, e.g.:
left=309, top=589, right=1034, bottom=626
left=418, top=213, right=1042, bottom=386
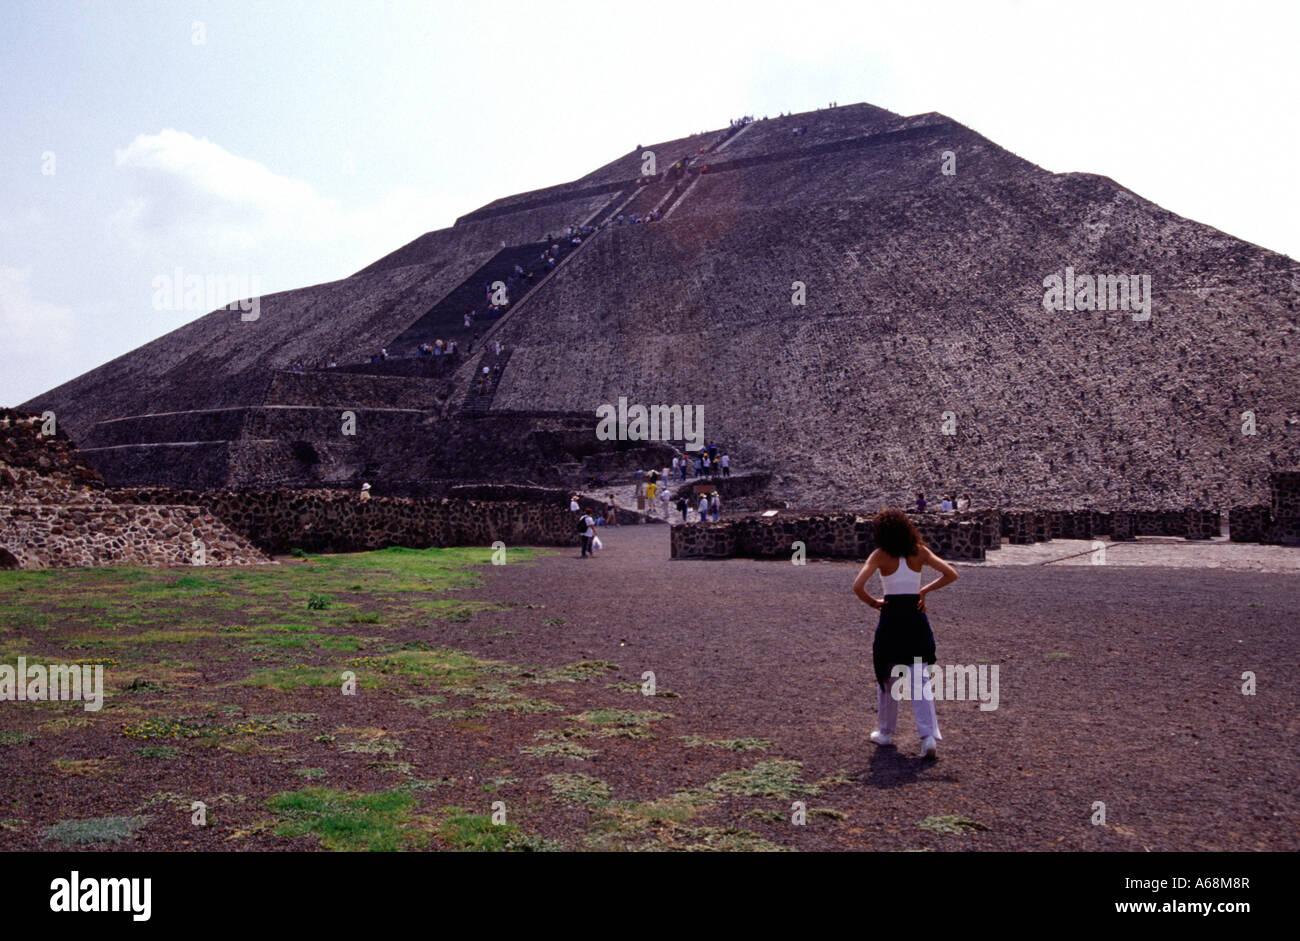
left=869, top=730, right=892, bottom=746
left=920, top=736, right=937, bottom=759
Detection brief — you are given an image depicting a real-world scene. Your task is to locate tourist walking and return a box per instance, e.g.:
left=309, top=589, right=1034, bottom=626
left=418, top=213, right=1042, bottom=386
left=709, top=491, right=720, bottom=522
left=579, top=509, right=597, bottom=558
left=852, top=508, right=960, bottom=759
left=697, top=493, right=709, bottom=522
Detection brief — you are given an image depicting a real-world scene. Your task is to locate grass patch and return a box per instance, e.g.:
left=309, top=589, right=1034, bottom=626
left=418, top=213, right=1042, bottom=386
left=810, top=807, right=848, bottom=820
left=918, top=814, right=991, bottom=835
left=537, top=660, right=620, bottom=683
left=570, top=708, right=670, bottom=727
left=520, top=741, right=598, bottom=760
left=680, top=735, right=774, bottom=752
left=120, top=677, right=169, bottom=694
left=43, top=815, right=150, bottom=846
left=672, top=826, right=786, bottom=852
left=618, top=789, right=715, bottom=826
left=438, top=809, right=559, bottom=852
left=398, top=778, right=455, bottom=793
left=121, top=711, right=308, bottom=740
left=340, top=739, right=404, bottom=757
left=532, top=727, right=597, bottom=741
left=706, top=760, right=807, bottom=799
left=238, top=664, right=364, bottom=691
left=544, top=773, right=613, bottom=808
left=266, top=787, right=424, bottom=852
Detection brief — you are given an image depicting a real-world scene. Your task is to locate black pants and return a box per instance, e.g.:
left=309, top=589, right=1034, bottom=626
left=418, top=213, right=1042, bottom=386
left=581, top=535, right=593, bottom=557
left=872, top=594, right=936, bottom=690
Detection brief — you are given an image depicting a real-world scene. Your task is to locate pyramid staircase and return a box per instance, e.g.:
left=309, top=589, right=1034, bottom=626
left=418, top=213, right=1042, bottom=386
left=461, top=348, right=514, bottom=413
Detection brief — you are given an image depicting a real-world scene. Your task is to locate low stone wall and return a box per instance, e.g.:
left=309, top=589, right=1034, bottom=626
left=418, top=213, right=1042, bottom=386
left=1271, top=471, right=1300, bottom=519
left=999, top=506, right=1224, bottom=543
left=671, top=512, right=987, bottom=562
left=108, top=487, right=579, bottom=554
left=1131, top=509, right=1188, bottom=537
left=1183, top=508, right=1221, bottom=540
left=449, top=482, right=660, bottom=525
left=1265, top=472, right=1300, bottom=545
left=0, top=501, right=267, bottom=569
left=670, top=500, right=1244, bottom=562
left=1229, top=505, right=1271, bottom=543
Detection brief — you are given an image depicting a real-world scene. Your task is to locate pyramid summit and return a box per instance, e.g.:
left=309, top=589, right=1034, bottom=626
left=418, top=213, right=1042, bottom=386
left=21, top=102, right=1300, bottom=510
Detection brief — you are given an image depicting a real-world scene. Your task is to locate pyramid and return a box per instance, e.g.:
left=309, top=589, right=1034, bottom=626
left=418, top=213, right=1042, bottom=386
left=21, top=103, right=1300, bottom=509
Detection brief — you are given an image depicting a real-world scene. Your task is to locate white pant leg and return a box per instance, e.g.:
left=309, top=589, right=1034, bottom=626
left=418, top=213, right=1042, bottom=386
left=912, top=664, right=942, bottom=741
left=876, top=681, right=899, bottom=735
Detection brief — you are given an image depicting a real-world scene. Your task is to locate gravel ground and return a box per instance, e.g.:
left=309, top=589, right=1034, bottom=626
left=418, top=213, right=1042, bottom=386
left=446, top=525, right=1299, bottom=850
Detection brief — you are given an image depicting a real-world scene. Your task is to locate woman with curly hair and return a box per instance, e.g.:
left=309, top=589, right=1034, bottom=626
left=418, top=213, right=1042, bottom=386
left=852, top=507, right=959, bottom=759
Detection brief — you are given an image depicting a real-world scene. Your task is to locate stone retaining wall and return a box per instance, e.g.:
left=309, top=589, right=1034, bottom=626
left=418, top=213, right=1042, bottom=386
left=670, top=501, right=1239, bottom=563
left=108, top=487, right=579, bottom=554
left=0, top=501, right=267, bottom=569
left=671, top=512, right=988, bottom=562
left=1265, top=472, right=1300, bottom=545
left=1229, top=505, right=1271, bottom=543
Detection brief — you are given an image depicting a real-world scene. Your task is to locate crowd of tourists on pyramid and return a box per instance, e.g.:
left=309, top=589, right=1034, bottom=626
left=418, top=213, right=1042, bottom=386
left=328, top=107, right=867, bottom=372
left=669, top=445, right=731, bottom=480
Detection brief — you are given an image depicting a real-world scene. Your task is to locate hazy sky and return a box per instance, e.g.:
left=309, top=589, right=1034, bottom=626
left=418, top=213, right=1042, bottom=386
left=2, top=0, right=1297, bottom=405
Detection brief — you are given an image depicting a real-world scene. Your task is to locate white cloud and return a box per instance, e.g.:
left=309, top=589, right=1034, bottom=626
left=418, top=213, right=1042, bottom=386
left=109, top=129, right=450, bottom=271
left=0, top=266, right=76, bottom=405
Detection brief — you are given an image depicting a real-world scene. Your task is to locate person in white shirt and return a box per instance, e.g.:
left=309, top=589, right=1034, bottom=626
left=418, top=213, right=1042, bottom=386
left=672, top=457, right=680, bottom=478
left=956, top=493, right=970, bottom=512
left=697, top=494, right=709, bottom=521
left=569, top=496, right=580, bottom=512
left=580, top=512, right=597, bottom=557
left=720, top=454, right=730, bottom=477
left=940, top=495, right=954, bottom=512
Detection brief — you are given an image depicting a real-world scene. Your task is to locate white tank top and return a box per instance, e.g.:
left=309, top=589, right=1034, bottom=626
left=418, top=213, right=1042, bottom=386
left=880, top=554, right=923, bottom=594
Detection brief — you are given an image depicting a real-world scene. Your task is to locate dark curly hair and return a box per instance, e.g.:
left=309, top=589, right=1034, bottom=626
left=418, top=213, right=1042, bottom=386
left=872, top=507, right=925, bottom=558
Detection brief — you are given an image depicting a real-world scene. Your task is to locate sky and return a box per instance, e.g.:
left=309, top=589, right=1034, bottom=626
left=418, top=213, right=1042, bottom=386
left=1, top=0, right=1297, bottom=405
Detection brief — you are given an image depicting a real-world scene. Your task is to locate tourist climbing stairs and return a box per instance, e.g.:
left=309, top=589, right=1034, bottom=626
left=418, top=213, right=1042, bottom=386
left=461, top=348, right=514, bottom=413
